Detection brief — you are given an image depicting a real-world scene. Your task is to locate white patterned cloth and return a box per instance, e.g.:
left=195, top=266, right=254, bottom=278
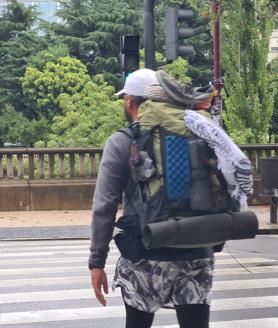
left=113, top=256, right=214, bottom=312
left=184, top=110, right=253, bottom=209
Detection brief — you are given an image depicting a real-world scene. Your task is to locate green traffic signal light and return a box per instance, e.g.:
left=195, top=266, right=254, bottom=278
left=123, top=71, right=133, bottom=81
left=120, top=34, right=140, bottom=84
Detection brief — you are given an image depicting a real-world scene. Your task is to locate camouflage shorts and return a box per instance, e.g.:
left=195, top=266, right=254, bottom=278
left=112, top=256, right=214, bottom=313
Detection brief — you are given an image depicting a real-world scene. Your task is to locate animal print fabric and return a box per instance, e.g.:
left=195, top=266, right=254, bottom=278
left=112, top=256, right=214, bottom=313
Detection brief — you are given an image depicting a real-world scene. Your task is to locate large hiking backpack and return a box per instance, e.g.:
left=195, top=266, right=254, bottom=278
left=118, top=100, right=255, bottom=249
left=116, top=69, right=257, bottom=249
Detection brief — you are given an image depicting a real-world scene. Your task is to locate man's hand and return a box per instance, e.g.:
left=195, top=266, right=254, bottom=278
left=91, top=268, right=108, bottom=306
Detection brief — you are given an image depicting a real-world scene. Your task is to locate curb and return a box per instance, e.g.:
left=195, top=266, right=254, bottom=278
left=0, top=226, right=278, bottom=241
left=257, top=228, right=278, bottom=235
left=0, top=225, right=91, bottom=241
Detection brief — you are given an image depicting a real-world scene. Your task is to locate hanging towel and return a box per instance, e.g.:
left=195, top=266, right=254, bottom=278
left=184, top=110, right=253, bottom=209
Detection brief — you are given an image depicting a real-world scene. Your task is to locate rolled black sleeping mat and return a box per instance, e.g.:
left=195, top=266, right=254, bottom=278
left=142, top=211, right=258, bottom=249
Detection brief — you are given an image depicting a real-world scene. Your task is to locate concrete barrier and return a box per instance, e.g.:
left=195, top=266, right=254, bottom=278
left=0, top=180, right=30, bottom=211
left=0, top=144, right=276, bottom=210
left=0, top=179, right=96, bottom=211
left=0, top=175, right=267, bottom=211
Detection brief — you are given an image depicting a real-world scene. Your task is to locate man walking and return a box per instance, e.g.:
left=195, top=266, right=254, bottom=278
left=89, top=69, right=216, bottom=328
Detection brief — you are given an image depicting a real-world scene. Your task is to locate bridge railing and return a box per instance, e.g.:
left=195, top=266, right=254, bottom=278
left=0, top=148, right=103, bottom=180
left=239, top=144, right=278, bottom=175
left=0, top=144, right=277, bottom=180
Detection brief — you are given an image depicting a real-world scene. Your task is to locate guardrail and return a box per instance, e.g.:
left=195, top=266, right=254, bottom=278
left=0, top=148, right=103, bottom=180
left=0, top=144, right=277, bottom=180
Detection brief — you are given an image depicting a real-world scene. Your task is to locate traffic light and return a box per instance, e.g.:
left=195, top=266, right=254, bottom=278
left=120, top=34, right=140, bottom=81
left=165, top=8, right=194, bottom=62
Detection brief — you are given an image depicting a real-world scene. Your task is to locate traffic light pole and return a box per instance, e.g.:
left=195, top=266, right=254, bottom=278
left=212, top=1, right=223, bottom=126
left=144, top=0, right=156, bottom=69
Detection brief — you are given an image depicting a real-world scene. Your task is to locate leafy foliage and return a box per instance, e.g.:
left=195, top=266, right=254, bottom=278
left=269, top=57, right=278, bottom=142
left=161, top=57, right=192, bottom=83
left=22, top=56, right=91, bottom=120
left=220, top=0, right=276, bottom=143
left=45, top=76, right=125, bottom=147
left=141, top=50, right=192, bottom=83
left=1, top=0, right=277, bottom=147
left=189, top=1, right=278, bottom=144
left=27, top=44, right=70, bottom=71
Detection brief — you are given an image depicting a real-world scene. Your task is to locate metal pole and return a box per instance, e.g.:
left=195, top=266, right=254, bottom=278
left=214, top=1, right=221, bottom=85
left=212, top=1, right=223, bottom=126
left=144, top=0, right=156, bottom=69
left=270, top=197, right=278, bottom=224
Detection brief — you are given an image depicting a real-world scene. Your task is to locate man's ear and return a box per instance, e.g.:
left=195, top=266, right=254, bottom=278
left=124, top=95, right=131, bottom=108
left=125, top=95, right=135, bottom=110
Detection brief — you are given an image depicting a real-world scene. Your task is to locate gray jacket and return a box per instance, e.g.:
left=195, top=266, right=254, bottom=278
left=89, top=131, right=132, bottom=269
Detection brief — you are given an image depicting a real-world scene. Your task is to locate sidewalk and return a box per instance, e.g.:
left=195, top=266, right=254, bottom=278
left=0, top=206, right=277, bottom=240
left=0, top=210, right=92, bottom=240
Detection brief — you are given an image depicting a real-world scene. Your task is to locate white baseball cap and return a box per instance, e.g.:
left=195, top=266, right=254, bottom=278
left=115, top=68, right=159, bottom=97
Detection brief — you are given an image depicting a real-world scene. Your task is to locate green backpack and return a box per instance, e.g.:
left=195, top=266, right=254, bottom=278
left=120, top=99, right=236, bottom=249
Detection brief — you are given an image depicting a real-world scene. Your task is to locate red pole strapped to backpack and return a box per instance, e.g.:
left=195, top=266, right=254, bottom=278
left=212, top=1, right=224, bottom=126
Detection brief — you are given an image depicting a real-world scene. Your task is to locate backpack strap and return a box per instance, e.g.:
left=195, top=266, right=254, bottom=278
left=118, top=127, right=133, bottom=139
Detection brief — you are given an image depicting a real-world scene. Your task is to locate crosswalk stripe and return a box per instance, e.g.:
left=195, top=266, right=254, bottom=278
left=0, top=306, right=124, bottom=324
left=0, top=245, right=90, bottom=252
left=1, top=239, right=277, bottom=328
left=0, top=250, right=91, bottom=257
left=1, top=255, right=274, bottom=265
left=1, top=250, right=236, bottom=258
left=7, top=262, right=278, bottom=276
left=0, top=240, right=91, bottom=247
left=0, top=244, right=119, bottom=253
left=0, top=289, right=94, bottom=304
left=1, top=284, right=278, bottom=312
left=0, top=241, right=234, bottom=256
left=0, top=275, right=91, bottom=287
left=0, top=257, right=88, bottom=266
left=216, top=265, right=278, bottom=275
left=0, top=243, right=90, bottom=249
left=213, top=277, right=278, bottom=291
left=0, top=305, right=119, bottom=324
left=0, top=266, right=88, bottom=276
left=211, top=295, right=278, bottom=310
left=1, top=294, right=278, bottom=325
left=155, top=318, right=278, bottom=328
left=2, top=274, right=278, bottom=290
left=210, top=318, right=278, bottom=328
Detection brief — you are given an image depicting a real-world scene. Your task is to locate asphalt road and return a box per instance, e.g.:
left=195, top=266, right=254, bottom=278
left=0, top=235, right=278, bottom=327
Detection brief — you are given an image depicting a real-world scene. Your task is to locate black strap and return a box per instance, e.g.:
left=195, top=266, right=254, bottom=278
left=118, top=128, right=143, bottom=219
left=118, top=127, right=133, bottom=139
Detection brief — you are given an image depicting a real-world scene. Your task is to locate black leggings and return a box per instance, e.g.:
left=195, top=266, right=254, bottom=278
left=124, top=302, right=210, bottom=328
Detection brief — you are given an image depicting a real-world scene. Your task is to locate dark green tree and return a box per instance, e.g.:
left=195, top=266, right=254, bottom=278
left=0, top=104, right=49, bottom=147
left=50, top=0, right=143, bottom=87
left=220, top=0, right=276, bottom=143
left=269, top=57, right=278, bottom=142
left=27, top=44, right=70, bottom=71
left=189, top=0, right=277, bottom=143
left=155, top=0, right=214, bottom=85
left=0, top=0, right=46, bottom=114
